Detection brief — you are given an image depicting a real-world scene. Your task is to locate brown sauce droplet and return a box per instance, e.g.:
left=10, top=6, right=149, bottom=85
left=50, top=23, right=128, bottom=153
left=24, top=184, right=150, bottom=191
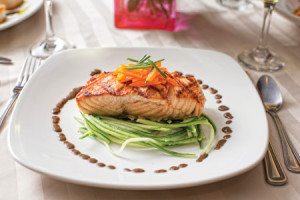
left=197, top=153, right=208, bottom=162
left=216, top=100, right=222, bottom=104
left=89, top=158, right=98, bottom=163
left=52, top=107, right=61, bottom=115
left=90, top=69, right=102, bottom=76
left=174, top=71, right=183, bottom=76
left=210, top=88, right=218, bottom=94
left=61, top=98, right=68, bottom=105
left=179, top=163, right=188, bottom=168
left=66, top=87, right=82, bottom=100
left=66, top=142, right=75, bottom=150
left=202, top=84, right=209, bottom=89
left=124, top=168, right=132, bottom=172
left=73, top=86, right=83, bottom=94
left=97, top=163, right=106, bottom=167
left=66, top=91, right=77, bottom=100
left=155, top=169, right=167, bottom=173
left=80, top=154, right=90, bottom=160
left=133, top=168, right=145, bottom=173
left=56, top=98, right=68, bottom=109
left=59, top=133, right=66, bottom=141
left=215, top=139, right=227, bottom=150
left=222, top=126, right=232, bottom=134
left=186, top=74, right=194, bottom=77
left=108, top=165, right=116, bottom=170
left=53, top=124, right=62, bottom=132
left=218, top=105, right=229, bottom=111
left=169, top=166, right=180, bottom=171
left=197, top=79, right=203, bottom=84
left=52, top=116, right=60, bottom=124
left=215, top=94, right=222, bottom=99
left=224, top=112, right=234, bottom=119
left=226, top=120, right=232, bottom=124
left=223, top=135, right=231, bottom=139
left=56, top=102, right=65, bottom=109
left=72, top=149, right=81, bottom=155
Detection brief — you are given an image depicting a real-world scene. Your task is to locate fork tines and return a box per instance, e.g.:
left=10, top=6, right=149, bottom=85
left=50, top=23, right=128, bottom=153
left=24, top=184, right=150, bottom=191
left=16, top=57, right=41, bottom=88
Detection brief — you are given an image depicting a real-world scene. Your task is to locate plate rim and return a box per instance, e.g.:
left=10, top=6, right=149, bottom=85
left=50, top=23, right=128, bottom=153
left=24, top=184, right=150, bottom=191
left=8, top=47, right=269, bottom=190
left=0, top=0, right=44, bottom=31
left=276, top=0, right=300, bottom=25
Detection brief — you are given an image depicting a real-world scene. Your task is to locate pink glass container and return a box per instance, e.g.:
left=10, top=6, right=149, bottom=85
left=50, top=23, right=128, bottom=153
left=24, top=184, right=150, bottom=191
left=114, top=0, right=176, bottom=31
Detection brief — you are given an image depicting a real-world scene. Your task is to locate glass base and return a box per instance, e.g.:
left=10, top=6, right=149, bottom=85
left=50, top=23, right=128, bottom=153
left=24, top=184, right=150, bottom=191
left=30, top=37, right=75, bottom=59
left=238, top=48, right=284, bottom=72
left=216, top=0, right=253, bottom=10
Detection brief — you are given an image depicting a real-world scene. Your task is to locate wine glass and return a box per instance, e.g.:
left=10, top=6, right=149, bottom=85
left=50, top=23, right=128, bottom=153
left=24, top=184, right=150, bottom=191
left=216, top=0, right=253, bottom=10
left=30, top=0, right=74, bottom=59
left=238, top=0, right=284, bottom=72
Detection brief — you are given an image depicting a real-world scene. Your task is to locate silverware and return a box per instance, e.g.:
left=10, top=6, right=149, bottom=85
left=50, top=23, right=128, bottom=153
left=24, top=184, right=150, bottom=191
left=264, top=142, right=287, bottom=185
left=0, top=56, right=13, bottom=65
left=0, top=57, right=41, bottom=129
left=257, top=75, right=300, bottom=173
left=245, top=71, right=287, bottom=185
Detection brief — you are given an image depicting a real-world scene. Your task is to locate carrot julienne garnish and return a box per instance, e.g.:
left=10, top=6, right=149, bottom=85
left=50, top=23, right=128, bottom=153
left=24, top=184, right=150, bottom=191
left=294, top=7, right=300, bottom=16
left=114, top=55, right=173, bottom=87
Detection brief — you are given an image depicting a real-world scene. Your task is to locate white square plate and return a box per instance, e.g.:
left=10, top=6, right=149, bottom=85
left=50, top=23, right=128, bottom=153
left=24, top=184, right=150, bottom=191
left=8, top=47, right=268, bottom=190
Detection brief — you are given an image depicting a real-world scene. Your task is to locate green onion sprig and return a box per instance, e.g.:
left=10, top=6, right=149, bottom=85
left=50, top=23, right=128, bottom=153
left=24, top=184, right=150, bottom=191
left=148, top=59, right=167, bottom=78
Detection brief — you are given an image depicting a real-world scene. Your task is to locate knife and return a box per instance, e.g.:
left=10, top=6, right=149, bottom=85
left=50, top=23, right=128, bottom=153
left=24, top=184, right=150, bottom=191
left=0, top=57, right=13, bottom=65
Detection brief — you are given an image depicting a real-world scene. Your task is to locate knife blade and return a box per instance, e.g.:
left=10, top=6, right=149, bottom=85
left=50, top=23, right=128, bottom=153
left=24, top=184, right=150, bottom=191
left=0, top=57, right=13, bottom=64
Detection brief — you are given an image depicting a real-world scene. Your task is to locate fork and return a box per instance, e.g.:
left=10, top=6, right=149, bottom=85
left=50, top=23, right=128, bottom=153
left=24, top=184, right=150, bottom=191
left=0, top=57, right=41, bottom=129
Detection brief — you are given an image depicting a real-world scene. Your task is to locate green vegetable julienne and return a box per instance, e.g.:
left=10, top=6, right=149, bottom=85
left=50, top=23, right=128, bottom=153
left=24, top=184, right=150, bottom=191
left=147, top=59, right=167, bottom=78
left=75, top=113, right=216, bottom=158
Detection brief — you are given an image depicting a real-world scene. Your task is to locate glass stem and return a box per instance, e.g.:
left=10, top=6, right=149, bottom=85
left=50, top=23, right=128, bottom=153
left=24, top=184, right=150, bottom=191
left=45, top=0, right=55, bottom=44
left=258, top=2, right=275, bottom=50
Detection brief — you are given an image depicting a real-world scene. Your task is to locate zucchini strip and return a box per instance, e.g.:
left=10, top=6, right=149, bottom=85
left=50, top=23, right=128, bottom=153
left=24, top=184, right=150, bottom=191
left=136, top=118, right=207, bottom=128
left=76, top=113, right=217, bottom=159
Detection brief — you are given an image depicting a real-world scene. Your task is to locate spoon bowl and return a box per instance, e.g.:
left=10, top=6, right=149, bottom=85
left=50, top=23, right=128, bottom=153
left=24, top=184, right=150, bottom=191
left=257, top=75, right=282, bottom=112
left=257, top=75, right=300, bottom=173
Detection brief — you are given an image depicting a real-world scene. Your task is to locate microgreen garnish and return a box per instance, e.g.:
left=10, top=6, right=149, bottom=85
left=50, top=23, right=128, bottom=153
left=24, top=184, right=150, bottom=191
left=123, top=55, right=168, bottom=85
left=153, top=59, right=165, bottom=63
left=127, top=55, right=165, bottom=70
left=127, top=58, right=139, bottom=62
left=148, top=59, right=167, bottom=78
left=127, top=54, right=151, bottom=69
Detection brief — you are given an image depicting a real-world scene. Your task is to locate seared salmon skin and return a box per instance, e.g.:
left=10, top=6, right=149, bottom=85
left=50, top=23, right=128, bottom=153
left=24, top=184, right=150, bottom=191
left=76, top=72, right=206, bottom=121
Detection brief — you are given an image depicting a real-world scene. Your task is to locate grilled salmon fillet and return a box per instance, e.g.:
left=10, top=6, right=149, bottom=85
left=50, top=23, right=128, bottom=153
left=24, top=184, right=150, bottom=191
left=76, top=72, right=206, bottom=121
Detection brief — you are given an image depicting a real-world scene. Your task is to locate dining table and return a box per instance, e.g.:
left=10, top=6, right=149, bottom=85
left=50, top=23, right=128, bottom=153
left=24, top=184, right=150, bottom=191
left=0, top=0, right=300, bottom=199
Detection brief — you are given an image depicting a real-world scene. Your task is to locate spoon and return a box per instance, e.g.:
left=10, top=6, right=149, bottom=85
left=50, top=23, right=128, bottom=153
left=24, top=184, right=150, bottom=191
left=257, top=75, right=300, bottom=173
left=246, top=71, right=287, bottom=185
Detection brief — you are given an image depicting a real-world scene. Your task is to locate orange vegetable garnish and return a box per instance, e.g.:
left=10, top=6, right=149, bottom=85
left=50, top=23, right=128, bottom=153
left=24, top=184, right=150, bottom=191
left=294, top=6, right=300, bottom=17
left=146, top=68, right=159, bottom=82
left=113, top=56, right=174, bottom=87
